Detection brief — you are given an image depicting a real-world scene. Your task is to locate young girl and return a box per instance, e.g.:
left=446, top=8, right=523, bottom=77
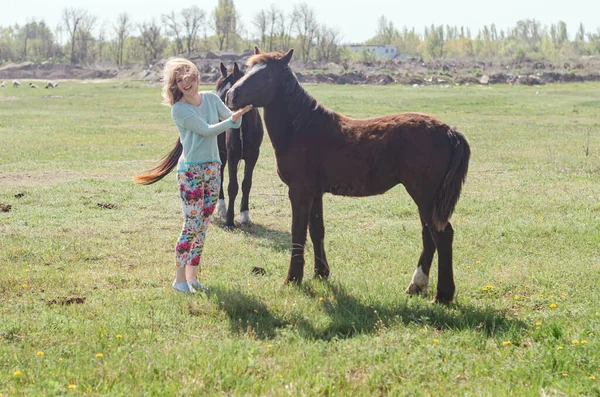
left=136, top=58, right=252, bottom=293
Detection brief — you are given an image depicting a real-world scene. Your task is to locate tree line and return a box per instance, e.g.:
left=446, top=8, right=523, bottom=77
left=368, top=16, right=600, bottom=61
left=1, top=1, right=600, bottom=67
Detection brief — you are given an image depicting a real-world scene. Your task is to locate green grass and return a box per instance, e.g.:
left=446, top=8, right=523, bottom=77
left=1, top=80, right=599, bottom=396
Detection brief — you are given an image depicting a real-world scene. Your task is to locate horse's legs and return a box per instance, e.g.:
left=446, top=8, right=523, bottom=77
left=217, top=134, right=227, bottom=218
left=429, top=222, right=455, bottom=304
left=286, top=188, right=312, bottom=284
left=239, top=152, right=259, bottom=224
left=406, top=213, right=436, bottom=296
left=308, top=194, right=329, bottom=279
left=225, top=154, right=240, bottom=228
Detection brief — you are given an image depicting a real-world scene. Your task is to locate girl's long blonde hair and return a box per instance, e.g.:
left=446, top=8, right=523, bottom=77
left=161, top=57, right=199, bottom=106
left=134, top=58, right=199, bottom=185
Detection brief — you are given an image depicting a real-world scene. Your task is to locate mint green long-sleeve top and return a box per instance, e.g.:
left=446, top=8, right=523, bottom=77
left=171, top=91, right=241, bottom=172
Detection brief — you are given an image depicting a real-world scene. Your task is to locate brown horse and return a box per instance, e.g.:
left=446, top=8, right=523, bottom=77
left=225, top=48, right=470, bottom=303
left=215, top=62, right=265, bottom=228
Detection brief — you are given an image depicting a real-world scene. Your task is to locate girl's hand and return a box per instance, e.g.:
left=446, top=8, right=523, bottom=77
left=231, top=105, right=253, bottom=123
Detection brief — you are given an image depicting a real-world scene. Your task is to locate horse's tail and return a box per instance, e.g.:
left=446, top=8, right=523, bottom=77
left=134, top=138, right=183, bottom=185
left=432, top=127, right=471, bottom=231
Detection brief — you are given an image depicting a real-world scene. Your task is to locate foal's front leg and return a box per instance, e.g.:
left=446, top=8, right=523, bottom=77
left=285, top=188, right=312, bottom=284
left=309, top=194, right=330, bottom=279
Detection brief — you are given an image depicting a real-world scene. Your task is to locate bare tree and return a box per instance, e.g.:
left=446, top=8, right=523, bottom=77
left=181, top=6, right=205, bottom=55
left=62, top=7, right=94, bottom=65
left=315, top=25, right=342, bottom=62
left=162, top=10, right=184, bottom=54
left=266, top=5, right=284, bottom=51
left=292, top=3, right=318, bottom=60
left=113, top=13, right=132, bottom=67
left=139, top=18, right=167, bottom=64
left=96, top=21, right=109, bottom=63
left=252, top=9, right=267, bottom=50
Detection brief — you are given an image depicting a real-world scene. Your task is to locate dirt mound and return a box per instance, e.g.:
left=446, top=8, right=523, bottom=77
left=1, top=52, right=599, bottom=86
left=0, top=61, right=118, bottom=80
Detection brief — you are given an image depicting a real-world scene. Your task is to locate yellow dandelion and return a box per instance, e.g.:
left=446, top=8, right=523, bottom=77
left=476, top=261, right=481, bottom=265
left=589, top=332, right=594, bottom=337
left=36, top=351, right=44, bottom=357
left=319, top=297, right=324, bottom=302
left=58, top=358, right=63, bottom=361
left=590, top=376, right=596, bottom=381
left=535, top=321, right=542, bottom=326
left=116, top=334, right=123, bottom=339
left=267, top=344, right=273, bottom=349
left=549, top=303, right=558, bottom=309
left=557, top=346, right=564, bottom=350
left=539, top=217, right=543, bottom=221
left=14, top=370, right=22, bottom=377
left=498, top=280, right=503, bottom=284
left=95, top=353, right=103, bottom=358
left=514, top=296, right=520, bottom=300
left=433, top=339, right=439, bottom=344
left=562, top=372, right=568, bottom=377
left=502, top=341, right=512, bottom=346
left=68, top=384, right=77, bottom=389
left=421, top=328, right=427, bottom=333
left=572, top=340, right=579, bottom=345
left=271, top=305, right=276, bottom=310
left=581, top=340, right=587, bottom=344
left=22, top=284, right=27, bottom=288
left=466, top=266, right=471, bottom=269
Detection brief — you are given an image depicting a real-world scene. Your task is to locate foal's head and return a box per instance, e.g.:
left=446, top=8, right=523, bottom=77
left=215, top=62, right=243, bottom=102
left=226, top=47, right=294, bottom=109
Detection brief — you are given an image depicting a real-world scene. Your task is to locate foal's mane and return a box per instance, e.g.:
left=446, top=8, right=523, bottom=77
left=247, top=52, right=336, bottom=132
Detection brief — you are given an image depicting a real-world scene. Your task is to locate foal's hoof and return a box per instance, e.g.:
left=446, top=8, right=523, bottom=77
left=239, top=211, right=252, bottom=225
left=217, top=199, right=227, bottom=218
left=433, top=292, right=454, bottom=305
left=284, top=276, right=303, bottom=285
left=314, top=270, right=330, bottom=280
left=405, top=283, right=427, bottom=296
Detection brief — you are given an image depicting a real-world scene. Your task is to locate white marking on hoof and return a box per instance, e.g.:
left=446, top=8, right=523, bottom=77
left=406, top=267, right=429, bottom=295
left=217, top=199, right=227, bottom=218
left=239, top=211, right=252, bottom=224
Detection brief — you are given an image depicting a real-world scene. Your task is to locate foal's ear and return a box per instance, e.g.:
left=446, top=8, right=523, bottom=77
left=233, top=62, right=241, bottom=77
left=254, top=46, right=262, bottom=55
left=219, top=62, right=228, bottom=77
left=282, top=49, right=294, bottom=64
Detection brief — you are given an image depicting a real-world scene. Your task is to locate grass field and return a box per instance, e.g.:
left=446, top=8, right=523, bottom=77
left=1, top=80, right=599, bottom=396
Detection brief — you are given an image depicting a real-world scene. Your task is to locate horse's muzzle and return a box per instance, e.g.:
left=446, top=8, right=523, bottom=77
left=225, top=88, right=237, bottom=109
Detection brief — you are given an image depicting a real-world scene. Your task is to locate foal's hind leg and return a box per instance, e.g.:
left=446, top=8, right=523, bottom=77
left=309, top=194, right=329, bottom=279
left=430, top=222, right=455, bottom=304
left=225, top=155, right=241, bottom=228
left=406, top=214, right=436, bottom=296
left=239, top=151, right=259, bottom=225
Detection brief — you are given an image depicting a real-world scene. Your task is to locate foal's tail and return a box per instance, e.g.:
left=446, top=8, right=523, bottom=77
left=134, top=138, right=182, bottom=185
left=432, top=128, right=471, bottom=231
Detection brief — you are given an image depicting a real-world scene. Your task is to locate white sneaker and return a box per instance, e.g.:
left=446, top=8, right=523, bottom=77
left=172, top=281, right=193, bottom=293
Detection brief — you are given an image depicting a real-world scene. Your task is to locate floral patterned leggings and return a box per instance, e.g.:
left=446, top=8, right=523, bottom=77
left=175, top=162, right=221, bottom=268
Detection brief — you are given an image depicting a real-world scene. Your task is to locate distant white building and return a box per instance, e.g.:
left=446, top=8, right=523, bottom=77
left=346, top=44, right=399, bottom=59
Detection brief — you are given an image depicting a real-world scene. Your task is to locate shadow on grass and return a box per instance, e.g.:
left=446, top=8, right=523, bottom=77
left=195, top=281, right=527, bottom=341
left=213, top=220, right=291, bottom=253
left=202, top=285, right=285, bottom=339
left=297, top=282, right=528, bottom=341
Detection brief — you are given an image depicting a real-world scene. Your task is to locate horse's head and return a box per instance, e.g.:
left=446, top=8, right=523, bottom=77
left=215, top=62, right=243, bottom=103
left=226, top=47, right=294, bottom=109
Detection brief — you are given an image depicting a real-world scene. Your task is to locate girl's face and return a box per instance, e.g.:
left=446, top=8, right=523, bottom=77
left=175, top=72, right=198, bottom=96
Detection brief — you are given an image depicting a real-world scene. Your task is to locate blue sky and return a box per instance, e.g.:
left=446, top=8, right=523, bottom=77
left=2, top=0, right=598, bottom=44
